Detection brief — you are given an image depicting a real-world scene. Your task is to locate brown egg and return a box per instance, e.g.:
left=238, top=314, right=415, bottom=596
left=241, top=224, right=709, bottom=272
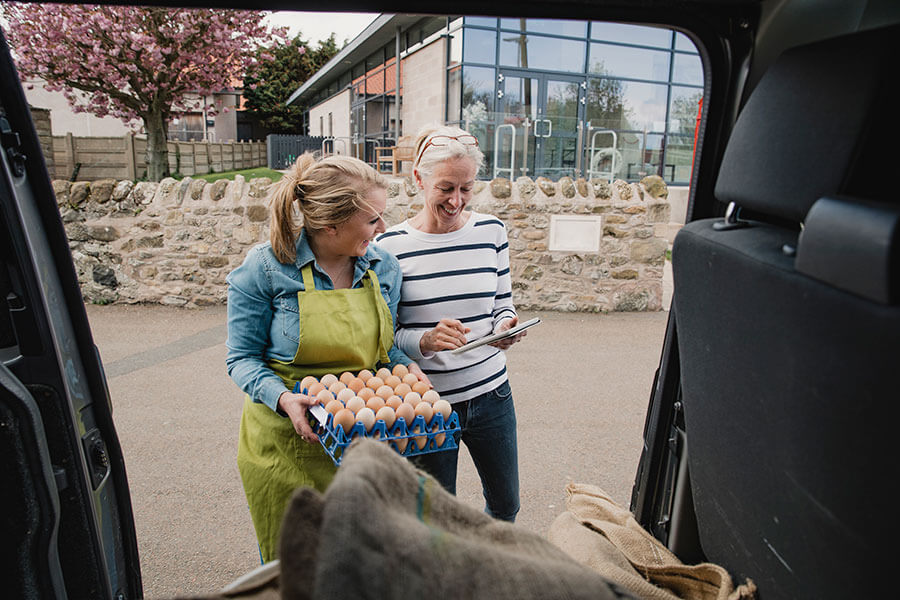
left=376, top=385, right=394, bottom=400
left=394, top=403, right=415, bottom=453
left=432, top=400, right=452, bottom=447
left=339, top=371, right=355, bottom=385
left=300, top=376, right=318, bottom=392
left=414, top=401, right=434, bottom=426
left=401, top=373, right=419, bottom=386
left=357, top=369, right=373, bottom=383
left=375, top=405, right=396, bottom=429
left=355, top=407, right=376, bottom=432
left=433, top=423, right=446, bottom=448
left=328, top=381, right=347, bottom=395
left=384, top=375, right=402, bottom=389
left=403, top=391, right=422, bottom=407
left=412, top=381, right=430, bottom=396
left=316, top=388, right=334, bottom=405
left=395, top=402, right=414, bottom=425
left=366, top=395, right=386, bottom=413
left=307, top=382, right=325, bottom=397
left=320, top=373, right=338, bottom=388
left=345, top=396, right=366, bottom=414
left=432, top=399, right=452, bottom=420
left=325, top=399, right=344, bottom=416
left=413, top=402, right=434, bottom=449
left=336, top=388, right=356, bottom=404
left=385, top=395, right=403, bottom=411
left=366, top=376, right=385, bottom=391
left=392, top=363, right=410, bottom=378
left=422, top=389, right=440, bottom=405
left=333, top=408, right=355, bottom=435
left=347, top=378, right=365, bottom=394
left=375, top=367, right=392, bottom=381
left=393, top=382, right=412, bottom=397
left=357, top=387, right=375, bottom=401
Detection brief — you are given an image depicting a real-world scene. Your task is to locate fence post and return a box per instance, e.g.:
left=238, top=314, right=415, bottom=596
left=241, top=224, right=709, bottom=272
left=64, top=132, right=76, bottom=180
left=124, top=133, right=137, bottom=180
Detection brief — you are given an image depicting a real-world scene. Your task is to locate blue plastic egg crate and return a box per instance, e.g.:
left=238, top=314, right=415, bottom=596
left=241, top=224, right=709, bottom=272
left=294, top=382, right=461, bottom=466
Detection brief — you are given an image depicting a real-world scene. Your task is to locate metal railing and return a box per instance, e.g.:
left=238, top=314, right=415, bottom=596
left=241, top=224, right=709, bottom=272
left=492, top=123, right=517, bottom=180
left=587, top=129, right=619, bottom=183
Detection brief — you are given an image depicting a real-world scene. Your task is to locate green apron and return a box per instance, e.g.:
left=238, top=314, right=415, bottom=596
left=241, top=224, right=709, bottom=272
left=237, top=263, right=393, bottom=562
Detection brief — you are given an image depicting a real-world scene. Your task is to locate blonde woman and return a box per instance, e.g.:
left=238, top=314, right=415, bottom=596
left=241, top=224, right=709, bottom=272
left=376, top=125, right=526, bottom=522
left=226, top=153, right=426, bottom=561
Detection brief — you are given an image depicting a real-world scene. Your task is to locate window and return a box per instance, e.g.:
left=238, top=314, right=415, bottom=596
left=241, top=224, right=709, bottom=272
left=465, top=16, right=497, bottom=27
left=462, top=66, right=495, bottom=117
left=463, top=28, right=497, bottom=64
left=672, top=52, right=702, bottom=86
left=499, top=34, right=585, bottom=72
left=500, top=18, right=587, bottom=38
left=665, top=86, right=703, bottom=181
left=590, top=22, right=672, bottom=47
left=589, top=43, right=671, bottom=80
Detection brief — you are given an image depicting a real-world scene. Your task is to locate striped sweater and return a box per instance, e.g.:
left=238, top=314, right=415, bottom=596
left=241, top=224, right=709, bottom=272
left=375, top=212, right=517, bottom=404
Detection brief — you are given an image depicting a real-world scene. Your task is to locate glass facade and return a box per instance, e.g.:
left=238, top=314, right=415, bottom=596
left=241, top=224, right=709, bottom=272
left=347, top=53, right=397, bottom=161
left=447, top=17, right=704, bottom=184
left=303, top=16, right=702, bottom=184
left=308, top=18, right=447, bottom=163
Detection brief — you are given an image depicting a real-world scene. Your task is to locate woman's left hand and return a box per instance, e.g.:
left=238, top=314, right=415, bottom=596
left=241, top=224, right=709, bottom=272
left=406, top=361, right=432, bottom=388
left=489, top=315, right=527, bottom=350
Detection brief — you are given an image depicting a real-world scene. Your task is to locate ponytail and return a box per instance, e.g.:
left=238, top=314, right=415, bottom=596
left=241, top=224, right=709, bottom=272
left=268, top=153, right=387, bottom=264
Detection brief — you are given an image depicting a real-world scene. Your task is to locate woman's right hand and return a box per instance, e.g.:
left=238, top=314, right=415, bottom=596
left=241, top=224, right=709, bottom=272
left=420, top=318, right=471, bottom=353
left=278, top=391, right=319, bottom=443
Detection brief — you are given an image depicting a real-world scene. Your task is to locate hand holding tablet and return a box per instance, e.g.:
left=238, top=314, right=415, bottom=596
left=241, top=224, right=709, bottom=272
left=450, top=317, right=542, bottom=354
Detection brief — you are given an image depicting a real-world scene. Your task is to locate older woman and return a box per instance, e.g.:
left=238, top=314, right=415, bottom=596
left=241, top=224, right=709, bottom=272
left=375, top=125, right=526, bottom=522
left=226, top=153, right=425, bottom=561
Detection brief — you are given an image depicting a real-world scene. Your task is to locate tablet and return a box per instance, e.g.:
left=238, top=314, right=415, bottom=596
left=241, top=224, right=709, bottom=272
left=450, top=317, right=541, bottom=354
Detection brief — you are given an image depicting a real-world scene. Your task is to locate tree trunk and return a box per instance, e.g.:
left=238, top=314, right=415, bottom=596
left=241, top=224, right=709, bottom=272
left=144, top=112, right=170, bottom=182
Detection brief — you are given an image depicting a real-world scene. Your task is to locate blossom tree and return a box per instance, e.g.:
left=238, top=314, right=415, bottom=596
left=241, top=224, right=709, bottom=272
left=1, top=4, right=285, bottom=181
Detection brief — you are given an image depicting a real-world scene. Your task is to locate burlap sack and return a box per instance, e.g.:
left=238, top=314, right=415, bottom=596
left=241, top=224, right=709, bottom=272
left=277, top=438, right=635, bottom=600
left=547, top=483, right=757, bottom=600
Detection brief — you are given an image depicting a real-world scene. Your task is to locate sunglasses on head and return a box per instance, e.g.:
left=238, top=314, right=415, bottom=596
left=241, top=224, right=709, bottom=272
left=415, top=134, right=479, bottom=164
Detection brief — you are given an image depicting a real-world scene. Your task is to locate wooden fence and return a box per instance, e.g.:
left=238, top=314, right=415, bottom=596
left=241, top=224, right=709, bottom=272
left=50, top=133, right=267, bottom=181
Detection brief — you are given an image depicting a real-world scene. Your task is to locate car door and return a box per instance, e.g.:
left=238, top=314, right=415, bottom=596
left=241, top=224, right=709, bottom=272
left=629, top=1, right=900, bottom=598
left=0, top=25, right=142, bottom=600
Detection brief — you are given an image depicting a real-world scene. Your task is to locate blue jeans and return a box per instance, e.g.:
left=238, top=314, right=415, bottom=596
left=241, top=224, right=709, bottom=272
left=411, top=381, right=520, bottom=522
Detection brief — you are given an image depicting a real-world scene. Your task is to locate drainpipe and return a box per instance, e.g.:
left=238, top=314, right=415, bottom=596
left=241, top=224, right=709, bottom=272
left=396, top=26, right=402, bottom=137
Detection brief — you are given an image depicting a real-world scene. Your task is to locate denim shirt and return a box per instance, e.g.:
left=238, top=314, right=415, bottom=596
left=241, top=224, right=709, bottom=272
left=225, top=228, right=410, bottom=412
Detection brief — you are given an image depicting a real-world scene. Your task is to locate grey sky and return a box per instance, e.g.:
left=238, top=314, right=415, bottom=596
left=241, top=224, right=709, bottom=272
left=265, top=11, right=379, bottom=46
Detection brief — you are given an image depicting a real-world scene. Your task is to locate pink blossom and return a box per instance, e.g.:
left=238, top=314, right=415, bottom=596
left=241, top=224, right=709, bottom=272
left=1, top=4, right=279, bottom=128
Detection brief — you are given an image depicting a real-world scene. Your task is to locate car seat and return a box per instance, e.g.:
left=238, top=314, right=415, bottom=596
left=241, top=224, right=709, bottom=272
left=671, top=23, right=900, bottom=599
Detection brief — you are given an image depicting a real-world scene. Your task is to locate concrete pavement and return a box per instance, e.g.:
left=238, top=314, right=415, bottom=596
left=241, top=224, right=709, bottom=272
left=86, top=300, right=670, bottom=598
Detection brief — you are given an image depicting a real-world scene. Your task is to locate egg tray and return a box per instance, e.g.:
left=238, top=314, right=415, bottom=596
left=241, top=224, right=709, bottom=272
left=294, top=383, right=461, bottom=466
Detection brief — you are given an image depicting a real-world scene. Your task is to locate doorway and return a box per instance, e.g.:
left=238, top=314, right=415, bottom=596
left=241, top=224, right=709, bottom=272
left=493, top=70, right=585, bottom=179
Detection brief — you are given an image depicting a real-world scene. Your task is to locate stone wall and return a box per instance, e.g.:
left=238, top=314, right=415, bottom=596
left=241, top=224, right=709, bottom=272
left=54, top=173, right=670, bottom=311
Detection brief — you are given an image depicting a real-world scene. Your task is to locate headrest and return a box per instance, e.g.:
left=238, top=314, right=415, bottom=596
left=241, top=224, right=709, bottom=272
left=796, top=196, right=900, bottom=305
left=715, top=24, right=899, bottom=223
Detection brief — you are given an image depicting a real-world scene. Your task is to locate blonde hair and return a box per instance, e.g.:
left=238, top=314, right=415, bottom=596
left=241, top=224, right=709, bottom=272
left=412, top=124, right=485, bottom=179
left=270, top=153, right=386, bottom=264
